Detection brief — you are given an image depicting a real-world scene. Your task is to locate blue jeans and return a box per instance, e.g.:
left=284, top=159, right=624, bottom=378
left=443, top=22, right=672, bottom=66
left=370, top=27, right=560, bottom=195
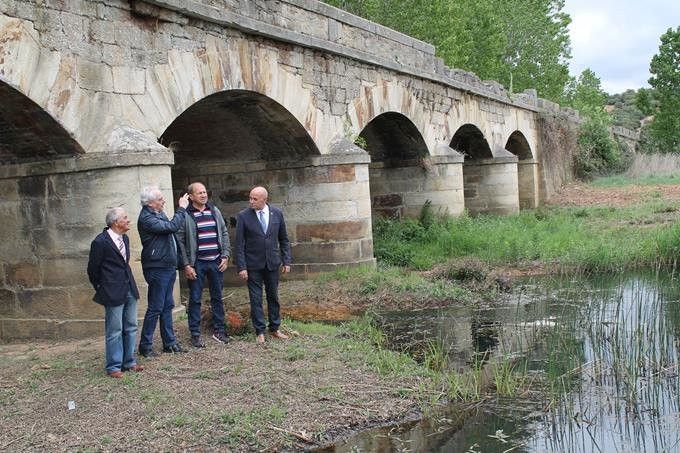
left=104, top=291, right=138, bottom=372
left=187, top=259, right=226, bottom=336
left=139, top=267, right=177, bottom=352
left=247, top=268, right=281, bottom=335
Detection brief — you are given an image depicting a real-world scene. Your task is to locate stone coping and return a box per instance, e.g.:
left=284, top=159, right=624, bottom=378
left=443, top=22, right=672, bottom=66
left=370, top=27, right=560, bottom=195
left=0, top=150, right=175, bottom=179
left=464, top=156, right=519, bottom=166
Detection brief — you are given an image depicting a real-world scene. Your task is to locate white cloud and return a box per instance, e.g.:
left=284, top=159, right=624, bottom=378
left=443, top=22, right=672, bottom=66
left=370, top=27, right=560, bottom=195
left=563, top=0, right=680, bottom=93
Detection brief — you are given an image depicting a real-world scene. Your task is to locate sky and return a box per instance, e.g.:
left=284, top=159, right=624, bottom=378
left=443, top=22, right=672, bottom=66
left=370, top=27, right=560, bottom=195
left=563, top=0, right=680, bottom=94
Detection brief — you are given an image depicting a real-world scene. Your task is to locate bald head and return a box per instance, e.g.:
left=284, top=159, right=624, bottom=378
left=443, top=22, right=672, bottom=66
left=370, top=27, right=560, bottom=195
left=249, top=186, right=268, bottom=211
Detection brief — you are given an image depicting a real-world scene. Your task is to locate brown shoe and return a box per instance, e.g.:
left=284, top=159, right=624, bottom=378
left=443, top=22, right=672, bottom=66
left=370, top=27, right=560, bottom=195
left=256, top=334, right=265, bottom=344
left=270, top=330, right=289, bottom=340
left=107, top=371, right=124, bottom=378
left=123, top=364, right=144, bottom=372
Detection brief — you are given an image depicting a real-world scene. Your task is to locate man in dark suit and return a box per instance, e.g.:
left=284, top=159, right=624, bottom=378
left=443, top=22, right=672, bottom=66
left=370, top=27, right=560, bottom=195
left=234, top=186, right=292, bottom=344
left=87, top=207, right=144, bottom=378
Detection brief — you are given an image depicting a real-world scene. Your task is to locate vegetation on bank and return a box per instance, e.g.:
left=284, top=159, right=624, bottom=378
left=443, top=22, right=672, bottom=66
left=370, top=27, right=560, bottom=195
left=372, top=191, right=680, bottom=275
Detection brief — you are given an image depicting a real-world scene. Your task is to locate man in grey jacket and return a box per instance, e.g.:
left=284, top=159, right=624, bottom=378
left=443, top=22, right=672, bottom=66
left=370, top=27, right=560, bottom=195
left=176, top=182, right=231, bottom=347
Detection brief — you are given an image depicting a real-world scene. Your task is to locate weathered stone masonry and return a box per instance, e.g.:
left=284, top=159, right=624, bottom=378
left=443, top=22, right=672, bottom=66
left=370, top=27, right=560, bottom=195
left=1, top=0, right=581, bottom=339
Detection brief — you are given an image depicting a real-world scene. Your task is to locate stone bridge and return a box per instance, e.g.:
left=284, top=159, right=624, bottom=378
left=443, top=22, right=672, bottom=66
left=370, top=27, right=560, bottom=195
left=0, top=0, right=579, bottom=339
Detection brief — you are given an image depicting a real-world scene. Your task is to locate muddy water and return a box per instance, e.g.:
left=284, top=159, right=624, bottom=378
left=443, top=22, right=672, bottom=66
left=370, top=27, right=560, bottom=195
left=327, top=271, right=680, bottom=452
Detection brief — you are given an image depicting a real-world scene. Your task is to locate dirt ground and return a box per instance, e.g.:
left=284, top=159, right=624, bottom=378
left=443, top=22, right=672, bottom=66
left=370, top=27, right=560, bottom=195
left=545, top=182, right=680, bottom=207
left=0, top=323, right=426, bottom=451
left=3, top=181, right=680, bottom=451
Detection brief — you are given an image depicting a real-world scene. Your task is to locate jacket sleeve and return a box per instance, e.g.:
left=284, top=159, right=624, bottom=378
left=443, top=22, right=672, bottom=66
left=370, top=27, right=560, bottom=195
left=139, top=207, right=187, bottom=234
left=217, top=210, right=231, bottom=260
left=277, top=211, right=292, bottom=266
left=234, top=212, right=246, bottom=271
left=87, top=239, right=103, bottom=290
left=175, top=215, right=191, bottom=267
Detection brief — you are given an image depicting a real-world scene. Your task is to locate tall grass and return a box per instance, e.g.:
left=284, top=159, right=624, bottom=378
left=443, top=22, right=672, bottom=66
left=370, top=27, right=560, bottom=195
left=374, top=201, right=680, bottom=273
left=625, top=152, right=680, bottom=179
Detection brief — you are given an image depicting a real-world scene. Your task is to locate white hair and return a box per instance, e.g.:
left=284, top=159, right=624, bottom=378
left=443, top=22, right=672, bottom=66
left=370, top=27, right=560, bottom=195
left=105, top=207, right=125, bottom=227
left=140, top=186, right=161, bottom=207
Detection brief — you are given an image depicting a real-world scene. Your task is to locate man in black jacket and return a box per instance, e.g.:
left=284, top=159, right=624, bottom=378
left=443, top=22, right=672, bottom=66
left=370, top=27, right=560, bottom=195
left=87, top=207, right=143, bottom=378
left=137, top=186, right=189, bottom=357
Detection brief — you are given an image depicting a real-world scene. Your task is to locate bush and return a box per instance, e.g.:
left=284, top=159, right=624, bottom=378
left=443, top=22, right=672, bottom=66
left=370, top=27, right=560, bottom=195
left=574, top=117, right=621, bottom=180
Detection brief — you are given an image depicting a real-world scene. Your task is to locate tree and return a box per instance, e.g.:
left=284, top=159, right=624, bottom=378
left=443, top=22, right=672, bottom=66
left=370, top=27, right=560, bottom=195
left=565, top=70, right=621, bottom=178
left=322, top=0, right=572, bottom=102
left=648, top=26, right=680, bottom=153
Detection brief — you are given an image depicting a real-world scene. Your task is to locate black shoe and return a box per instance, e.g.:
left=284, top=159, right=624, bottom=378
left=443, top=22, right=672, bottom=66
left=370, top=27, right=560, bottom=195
left=190, top=335, right=206, bottom=348
left=212, top=331, right=230, bottom=344
left=163, top=343, right=187, bottom=353
left=139, top=349, right=157, bottom=358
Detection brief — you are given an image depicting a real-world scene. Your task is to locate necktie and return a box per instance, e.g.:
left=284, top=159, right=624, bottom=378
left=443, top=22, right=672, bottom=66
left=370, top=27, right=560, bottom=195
left=117, top=237, right=126, bottom=261
left=258, top=210, right=267, bottom=233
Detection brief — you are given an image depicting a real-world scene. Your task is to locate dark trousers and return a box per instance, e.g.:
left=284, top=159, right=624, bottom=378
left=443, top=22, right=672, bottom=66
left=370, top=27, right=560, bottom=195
left=187, top=258, right=226, bottom=336
left=247, top=268, right=281, bottom=335
left=139, top=267, right=177, bottom=352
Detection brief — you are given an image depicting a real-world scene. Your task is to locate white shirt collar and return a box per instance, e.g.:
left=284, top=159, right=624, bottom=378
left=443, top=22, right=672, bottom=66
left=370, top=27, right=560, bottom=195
left=107, top=228, right=123, bottom=243
left=258, top=205, right=270, bottom=217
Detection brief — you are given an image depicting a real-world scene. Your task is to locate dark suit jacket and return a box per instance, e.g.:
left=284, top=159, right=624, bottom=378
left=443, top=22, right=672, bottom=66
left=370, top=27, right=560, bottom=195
left=234, top=205, right=292, bottom=272
left=87, top=228, right=140, bottom=306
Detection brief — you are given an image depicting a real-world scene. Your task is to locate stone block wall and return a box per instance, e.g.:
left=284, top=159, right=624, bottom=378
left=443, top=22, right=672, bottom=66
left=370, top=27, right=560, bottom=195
left=463, top=157, right=519, bottom=216
left=518, top=160, right=539, bottom=209
left=369, top=156, right=464, bottom=218
left=172, top=152, right=375, bottom=280
left=0, top=152, right=177, bottom=340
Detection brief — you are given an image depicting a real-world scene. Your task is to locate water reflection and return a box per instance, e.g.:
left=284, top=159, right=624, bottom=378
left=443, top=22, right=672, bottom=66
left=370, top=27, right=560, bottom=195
left=380, top=272, right=680, bottom=452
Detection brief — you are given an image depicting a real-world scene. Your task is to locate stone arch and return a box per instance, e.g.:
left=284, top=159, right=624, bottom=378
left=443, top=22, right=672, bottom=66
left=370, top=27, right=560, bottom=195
left=165, top=89, right=374, bottom=279
left=0, top=80, right=84, bottom=164
left=451, top=124, right=518, bottom=215
left=505, top=130, right=538, bottom=209
left=132, top=39, right=334, bottom=157
left=161, top=89, right=320, bottom=164
left=348, top=81, right=432, bottom=154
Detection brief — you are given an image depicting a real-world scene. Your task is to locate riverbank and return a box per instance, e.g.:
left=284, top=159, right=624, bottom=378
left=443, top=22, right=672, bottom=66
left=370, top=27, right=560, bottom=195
left=2, top=180, right=680, bottom=451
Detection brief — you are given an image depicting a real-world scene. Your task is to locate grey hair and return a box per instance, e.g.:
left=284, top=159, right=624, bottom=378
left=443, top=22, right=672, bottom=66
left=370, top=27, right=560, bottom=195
left=140, top=186, right=161, bottom=207
left=105, top=207, right=125, bottom=227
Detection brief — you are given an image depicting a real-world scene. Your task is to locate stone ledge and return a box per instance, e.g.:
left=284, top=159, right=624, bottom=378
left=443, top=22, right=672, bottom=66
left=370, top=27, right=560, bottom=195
left=0, top=151, right=175, bottom=180
left=464, top=156, right=518, bottom=166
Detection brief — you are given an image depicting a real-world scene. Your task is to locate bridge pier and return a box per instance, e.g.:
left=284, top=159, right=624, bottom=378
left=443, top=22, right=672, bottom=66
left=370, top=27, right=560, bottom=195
left=463, top=157, right=520, bottom=216
left=518, top=159, right=540, bottom=209
left=172, top=149, right=376, bottom=280
left=0, top=150, right=175, bottom=340
left=370, top=155, right=465, bottom=218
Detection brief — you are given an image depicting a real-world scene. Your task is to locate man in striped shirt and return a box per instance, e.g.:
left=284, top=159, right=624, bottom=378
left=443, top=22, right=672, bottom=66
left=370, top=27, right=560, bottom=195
left=176, top=182, right=231, bottom=347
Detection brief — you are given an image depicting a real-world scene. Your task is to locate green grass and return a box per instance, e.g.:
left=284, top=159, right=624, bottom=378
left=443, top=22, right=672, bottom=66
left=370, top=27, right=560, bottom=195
left=373, top=200, right=680, bottom=273
left=591, top=174, right=680, bottom=187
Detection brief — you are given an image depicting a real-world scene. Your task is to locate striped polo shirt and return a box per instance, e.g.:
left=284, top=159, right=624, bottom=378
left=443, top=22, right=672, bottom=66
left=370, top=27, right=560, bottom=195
left=192, top=207, right=220, bottom=261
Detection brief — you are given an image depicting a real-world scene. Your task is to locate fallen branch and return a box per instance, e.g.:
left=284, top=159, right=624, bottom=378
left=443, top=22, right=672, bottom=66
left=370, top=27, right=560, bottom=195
left=268, top=425, right=316, bottom=444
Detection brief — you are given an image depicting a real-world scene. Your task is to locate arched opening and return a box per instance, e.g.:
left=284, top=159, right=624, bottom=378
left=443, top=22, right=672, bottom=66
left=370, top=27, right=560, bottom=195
left=359, top=112, right=430, bottom=218
left=505, top=131, right=537, bottom=209
left=450, top=124, right=493, bottom=161
left=0, top=81, right=84, bottom=163
left=164, top=90, right=374, bottom=278
left=451, top=124, right=518, bottom=215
